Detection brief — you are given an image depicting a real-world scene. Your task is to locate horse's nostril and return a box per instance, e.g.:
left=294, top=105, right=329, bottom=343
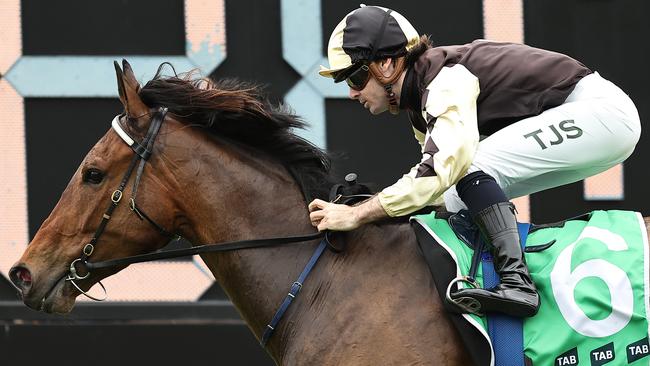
left=9, top=265, right=32, bottom=292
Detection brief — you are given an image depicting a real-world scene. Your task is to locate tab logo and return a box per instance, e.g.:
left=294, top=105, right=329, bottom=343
left=556, top=347, right=579, bottom=366
left=590, top=342, right=615, bottom=366
left=627, top=337, right=650, bottom=363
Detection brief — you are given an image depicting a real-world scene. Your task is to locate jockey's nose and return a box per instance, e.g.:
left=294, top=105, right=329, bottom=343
left=349, top=88, right=361, bottom=100
left=9, top=264, right=33, bottom=296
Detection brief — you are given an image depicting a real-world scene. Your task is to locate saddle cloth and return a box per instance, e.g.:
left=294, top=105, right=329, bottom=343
left=411, top=210, right=650, bottom=366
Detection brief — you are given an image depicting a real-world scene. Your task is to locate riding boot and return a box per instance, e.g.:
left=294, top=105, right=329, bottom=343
left=450, top=202, right=540, bottom=317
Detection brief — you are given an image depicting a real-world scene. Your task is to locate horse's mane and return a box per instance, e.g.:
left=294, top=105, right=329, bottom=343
left=138, top=64, right=332, bottom=202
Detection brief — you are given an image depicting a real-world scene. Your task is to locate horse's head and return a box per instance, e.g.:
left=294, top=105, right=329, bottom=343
left=9, top=59, right=331, bottom=315
left=9, top=60, right=182, bottom=313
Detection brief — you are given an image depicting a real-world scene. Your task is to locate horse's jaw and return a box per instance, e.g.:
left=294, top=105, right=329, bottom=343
left=22, top=274, right=78, bottom=314
left=42, top=277, right=78, bottom=314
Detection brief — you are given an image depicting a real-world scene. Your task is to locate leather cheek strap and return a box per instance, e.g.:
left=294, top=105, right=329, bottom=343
left=368, top=57, right=406, bottom=85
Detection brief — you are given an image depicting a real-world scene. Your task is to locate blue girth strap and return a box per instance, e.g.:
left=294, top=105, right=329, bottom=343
left=261, top=239, right=328, bottom=347
left=481, top=222, right=530, bottom=366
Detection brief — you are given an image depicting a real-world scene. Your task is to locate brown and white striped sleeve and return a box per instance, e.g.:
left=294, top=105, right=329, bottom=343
left=378, top=64, right=480, bottom=216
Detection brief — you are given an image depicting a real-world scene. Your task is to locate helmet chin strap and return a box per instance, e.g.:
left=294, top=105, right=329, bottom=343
left=384, top=84, right=399, bottom=115
left=369, top=57, right=406, bottom=115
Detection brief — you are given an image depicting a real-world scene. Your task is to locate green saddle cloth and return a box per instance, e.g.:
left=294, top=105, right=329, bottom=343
left=412, top=210, right=650, bottom=366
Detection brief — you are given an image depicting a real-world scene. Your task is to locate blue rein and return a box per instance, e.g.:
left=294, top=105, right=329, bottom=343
left=260, top=192, right=372, bottom=347
left=261, top=238, right=328, bottom=347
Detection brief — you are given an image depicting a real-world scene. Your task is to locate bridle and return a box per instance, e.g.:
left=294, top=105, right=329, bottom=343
left=61, top=106, right=376, bottom=347
left=65, top=107, right=178, bottom=300
left=65, top=107, right=327, bottom=301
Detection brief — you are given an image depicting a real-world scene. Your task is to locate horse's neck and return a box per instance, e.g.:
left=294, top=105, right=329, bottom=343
left=162, top=130, right=463, bottom=364
left=164, top=131, right=319, bottom=350
left=163, top=129, right=313, bottom=240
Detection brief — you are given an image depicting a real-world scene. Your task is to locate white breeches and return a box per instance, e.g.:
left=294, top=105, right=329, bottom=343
left=444, top=72, right=641, bottom=212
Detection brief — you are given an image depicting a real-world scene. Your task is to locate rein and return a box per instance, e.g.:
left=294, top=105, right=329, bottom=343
left=64, top=108, right=346, bottom=295
left=84, top=232, right=324, bottom=271
left=65, top=107, right=372, bottom=347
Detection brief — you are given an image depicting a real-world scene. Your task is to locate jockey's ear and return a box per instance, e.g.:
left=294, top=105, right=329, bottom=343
left=113, top=59, right=149, bottom=119
left=379, top=58, right=395, bottom=73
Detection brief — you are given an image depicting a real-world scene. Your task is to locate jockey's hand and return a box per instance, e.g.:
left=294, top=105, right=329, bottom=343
left=308, top=199, right=360, bottom=231
left=308, top=196, right=389, bottom=232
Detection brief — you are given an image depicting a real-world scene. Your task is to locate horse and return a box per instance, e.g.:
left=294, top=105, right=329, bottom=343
left=7, top=60, right=647, bottom=365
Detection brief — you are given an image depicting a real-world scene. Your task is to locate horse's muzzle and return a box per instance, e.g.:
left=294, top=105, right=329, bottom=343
left=9, top=264, right=32, bottom=296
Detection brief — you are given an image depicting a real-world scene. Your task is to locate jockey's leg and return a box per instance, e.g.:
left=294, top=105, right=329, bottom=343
left=443, top=71, right=641, bottom=213
left=443, top=72, right=640, bottom=317
left=450, top=171, right=540, bottom=317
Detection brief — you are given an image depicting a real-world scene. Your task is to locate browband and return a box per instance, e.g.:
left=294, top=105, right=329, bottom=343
left=110, top=109, right=167, bottom=160
left=111, top=115, right=135, bottom=146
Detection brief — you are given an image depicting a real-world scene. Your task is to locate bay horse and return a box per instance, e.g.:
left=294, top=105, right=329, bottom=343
left=8, top=60, right=646, bottom=365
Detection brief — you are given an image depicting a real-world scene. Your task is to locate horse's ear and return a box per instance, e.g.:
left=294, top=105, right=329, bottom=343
left=113, top=59, right=149, bottom=118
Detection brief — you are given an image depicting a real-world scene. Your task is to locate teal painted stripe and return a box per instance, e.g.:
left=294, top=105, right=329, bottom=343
left=281, top=0, right=352, bottom=148
left=584, top=194, right=625, bottom=200
left=186, top=41, right=225, bottom=74
left=4, top=56, right=198, bottom=97
left=281, top=0, right=322, bottom=76
left=304, top=57, right=349, bottom=98
left=286, top=79, right=326, bottom=148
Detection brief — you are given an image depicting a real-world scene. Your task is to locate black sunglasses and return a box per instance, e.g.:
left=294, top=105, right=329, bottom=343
left=345, top=64, right=371, bottom=91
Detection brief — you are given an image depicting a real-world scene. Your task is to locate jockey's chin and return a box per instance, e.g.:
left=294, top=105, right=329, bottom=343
left=368, top=103, right=388, bottom=115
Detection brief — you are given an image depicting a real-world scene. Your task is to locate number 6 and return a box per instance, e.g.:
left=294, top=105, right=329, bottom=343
left=550, top=226, right=634, bottom=337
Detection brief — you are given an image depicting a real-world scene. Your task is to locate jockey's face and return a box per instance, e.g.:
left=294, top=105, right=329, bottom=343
left=349, top=74, right=388, bottom=115
left=348, top=59, right=396, bottom=115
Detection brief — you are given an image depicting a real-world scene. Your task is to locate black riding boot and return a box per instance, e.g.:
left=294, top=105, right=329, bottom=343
left=451, top=202, right=540, bottom=317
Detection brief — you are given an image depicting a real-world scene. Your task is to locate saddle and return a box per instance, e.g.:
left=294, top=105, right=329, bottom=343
left=411, top=210, right=650, bottom=366
left=324, top=173, right=374, bottom=252
left=327, top=172, right=373, bottom=205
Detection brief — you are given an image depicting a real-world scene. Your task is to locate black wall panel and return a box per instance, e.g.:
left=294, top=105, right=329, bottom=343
left=210, top=0, right=300, bottom=103
left=524, top=0, right=650, bottom=222
left=325, top=98, right=420, bottom=191
left=1, top=322, right=272, bottom=365
left=25, top=98, right=121, bottom=237
left=22, top=0, right=185, bottom=55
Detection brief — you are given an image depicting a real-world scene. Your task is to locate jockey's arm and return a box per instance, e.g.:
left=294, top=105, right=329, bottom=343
left=309, top=64, right=480, bottom=231
left=378, top=65, right=480, bottom=217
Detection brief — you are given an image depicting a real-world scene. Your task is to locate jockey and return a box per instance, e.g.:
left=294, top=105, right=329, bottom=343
left=308, top=5, right=641, bottom=317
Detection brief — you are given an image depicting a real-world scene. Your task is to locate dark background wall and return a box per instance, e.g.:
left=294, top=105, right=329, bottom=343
left=2, top=0, right=648, bottom=364
left=524, top=0, right=650, bottom=222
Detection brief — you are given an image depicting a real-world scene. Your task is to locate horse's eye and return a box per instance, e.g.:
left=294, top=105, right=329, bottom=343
left=83, top=168, right=105, bottom=184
